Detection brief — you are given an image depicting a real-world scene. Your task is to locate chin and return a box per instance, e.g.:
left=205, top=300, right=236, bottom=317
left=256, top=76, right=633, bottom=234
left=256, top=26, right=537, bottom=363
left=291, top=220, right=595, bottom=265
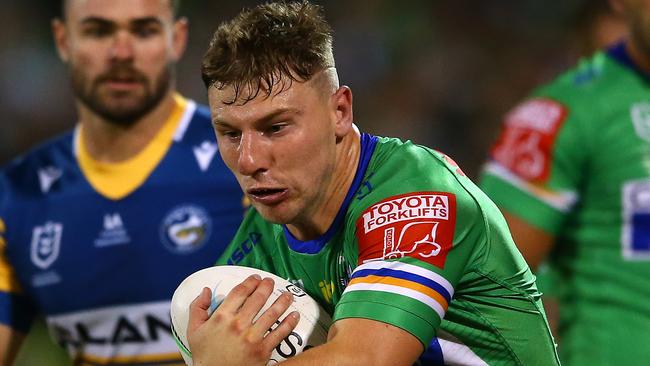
left=254, top=204, right=295, bottom=225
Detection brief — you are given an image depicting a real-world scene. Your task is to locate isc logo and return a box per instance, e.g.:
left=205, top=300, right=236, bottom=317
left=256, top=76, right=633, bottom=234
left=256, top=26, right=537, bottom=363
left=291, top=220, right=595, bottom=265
left=226, top=232, right=262, bottom=265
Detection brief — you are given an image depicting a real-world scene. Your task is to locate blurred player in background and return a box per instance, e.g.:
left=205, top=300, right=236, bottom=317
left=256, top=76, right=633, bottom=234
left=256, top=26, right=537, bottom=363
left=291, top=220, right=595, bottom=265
left=185, top=2, right=560, bottom=365
left=0, top=0, right=244, bottom=364
left=480, top=0, right=650, bottom=364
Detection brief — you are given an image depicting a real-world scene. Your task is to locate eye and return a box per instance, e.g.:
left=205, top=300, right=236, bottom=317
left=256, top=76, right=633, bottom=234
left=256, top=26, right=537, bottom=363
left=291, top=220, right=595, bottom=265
left=218, top=129, right=241, bottom=142
left=266, top=123, right=287, bottom=135
left=132, top=25, right=160, bottom=38
left=82, top=25, right=112, bottom=38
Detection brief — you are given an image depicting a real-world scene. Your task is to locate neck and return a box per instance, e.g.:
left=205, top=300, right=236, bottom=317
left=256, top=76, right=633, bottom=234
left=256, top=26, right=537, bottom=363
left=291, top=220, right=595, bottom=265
left=286, top=127, right=362, bottom=241
left=77, top=90, right=177, bottom=163
left=626, top=39, right=650, bottom=75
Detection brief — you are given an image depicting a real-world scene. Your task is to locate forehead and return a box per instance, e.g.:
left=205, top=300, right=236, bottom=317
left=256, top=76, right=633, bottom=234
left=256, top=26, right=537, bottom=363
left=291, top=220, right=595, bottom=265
left=209, top=79, right=320, bottom=123
left=65, top=0, right=173, bottom=22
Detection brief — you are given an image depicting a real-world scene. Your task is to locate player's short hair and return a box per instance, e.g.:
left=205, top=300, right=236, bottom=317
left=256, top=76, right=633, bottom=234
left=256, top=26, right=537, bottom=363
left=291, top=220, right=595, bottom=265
left=201, top=1, right=335, bottom=104
left=59, top=0, right=182, bottom=19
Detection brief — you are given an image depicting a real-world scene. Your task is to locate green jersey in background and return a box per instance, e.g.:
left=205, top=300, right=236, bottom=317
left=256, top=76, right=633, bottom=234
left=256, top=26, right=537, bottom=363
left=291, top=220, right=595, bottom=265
left=481, top=41, right=650, bottom=365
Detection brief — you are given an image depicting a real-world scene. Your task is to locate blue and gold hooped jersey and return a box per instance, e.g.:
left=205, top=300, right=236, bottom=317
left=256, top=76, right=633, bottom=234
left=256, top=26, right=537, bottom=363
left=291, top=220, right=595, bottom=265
left=0, top=95, right=244, bottom=365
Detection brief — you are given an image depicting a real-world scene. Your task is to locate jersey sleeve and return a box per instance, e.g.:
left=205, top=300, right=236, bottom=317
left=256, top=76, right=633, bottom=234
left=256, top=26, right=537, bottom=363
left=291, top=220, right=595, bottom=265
left=479, top=96, right=585, bottom=233
left=0, top=173, right=37, bottom=332
left=333, top=148, right=489, bottom=347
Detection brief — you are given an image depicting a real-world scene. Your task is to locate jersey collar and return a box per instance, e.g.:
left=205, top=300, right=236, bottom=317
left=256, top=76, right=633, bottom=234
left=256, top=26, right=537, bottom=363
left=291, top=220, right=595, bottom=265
left=75, top=93, right=192, bottom=200
left=607, top=40, right=650, bottom=81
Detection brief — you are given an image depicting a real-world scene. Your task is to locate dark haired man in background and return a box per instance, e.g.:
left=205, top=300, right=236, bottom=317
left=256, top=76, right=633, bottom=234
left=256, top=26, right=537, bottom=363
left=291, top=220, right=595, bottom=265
left=0, top=0, right=243, bottom=364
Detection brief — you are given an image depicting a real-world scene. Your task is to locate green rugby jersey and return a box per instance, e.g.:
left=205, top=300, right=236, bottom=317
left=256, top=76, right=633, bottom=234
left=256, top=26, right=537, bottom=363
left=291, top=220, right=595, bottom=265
left=481, top=41, right=650, bottom=365
left=217, top=133, right=559, bottom=365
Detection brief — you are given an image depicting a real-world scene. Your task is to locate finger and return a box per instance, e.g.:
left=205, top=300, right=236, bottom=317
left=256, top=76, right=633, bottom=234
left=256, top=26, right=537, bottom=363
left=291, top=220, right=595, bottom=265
left=250, top=290, right=293, bottom=336
left=188, top=287, right=212, bottom=335
left=238, top=277, right=275, bottom=323
left=218, top=274, right=262, bottom=313
left=262, top=311, right=300, bottom=353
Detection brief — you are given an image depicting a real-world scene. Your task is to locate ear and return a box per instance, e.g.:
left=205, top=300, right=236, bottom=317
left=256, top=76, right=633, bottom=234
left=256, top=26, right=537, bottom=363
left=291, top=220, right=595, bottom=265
left=171, top=17, right=189, bottom=62
left=52, top=18, right=70, bottom=63
left=332, top=86, right=353, bottom=139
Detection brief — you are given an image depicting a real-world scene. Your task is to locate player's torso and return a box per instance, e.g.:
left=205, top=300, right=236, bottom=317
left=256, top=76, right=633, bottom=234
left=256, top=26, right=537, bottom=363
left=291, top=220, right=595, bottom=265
left=533, top=49, right=650, bottom=364
left=2, top=105, right=243, bottom=364
left=222, top=135, right=556, bottom=365
left=224, top=223, right=353, bottom=316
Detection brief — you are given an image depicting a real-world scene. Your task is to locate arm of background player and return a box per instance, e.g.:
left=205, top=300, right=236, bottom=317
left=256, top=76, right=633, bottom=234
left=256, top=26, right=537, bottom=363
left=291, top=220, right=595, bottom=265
left=281, top=318, right=422, bottom=366
left=502, top=210, right=555, bottom=271
left=0, top=324, right=26, bottom=365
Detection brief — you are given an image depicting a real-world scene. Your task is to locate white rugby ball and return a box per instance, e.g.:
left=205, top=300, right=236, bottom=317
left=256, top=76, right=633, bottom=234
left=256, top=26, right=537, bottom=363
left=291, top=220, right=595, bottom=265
left=171, top=265, right=332, bottom=365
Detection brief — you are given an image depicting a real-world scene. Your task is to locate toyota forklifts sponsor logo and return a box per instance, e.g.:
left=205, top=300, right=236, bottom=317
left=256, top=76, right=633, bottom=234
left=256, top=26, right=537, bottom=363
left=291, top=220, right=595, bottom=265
left=356, top=192, right=456, bottom=268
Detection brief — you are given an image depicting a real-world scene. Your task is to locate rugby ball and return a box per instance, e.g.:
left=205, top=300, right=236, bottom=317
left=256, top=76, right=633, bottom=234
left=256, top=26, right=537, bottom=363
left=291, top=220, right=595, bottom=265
left=171, top=265, right=332, bottom=365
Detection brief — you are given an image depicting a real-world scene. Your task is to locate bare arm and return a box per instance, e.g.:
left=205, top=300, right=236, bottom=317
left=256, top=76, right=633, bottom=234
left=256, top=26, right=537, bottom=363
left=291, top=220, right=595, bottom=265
left=502, top=210, right=555, bottom=271
left=281, top=317, right=423, bottom=366
left=0, top=324, right=26, bottom=366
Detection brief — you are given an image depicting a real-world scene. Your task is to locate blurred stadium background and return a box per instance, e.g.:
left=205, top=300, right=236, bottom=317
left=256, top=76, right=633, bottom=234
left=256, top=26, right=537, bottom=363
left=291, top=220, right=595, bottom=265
left=1, top=0, right=624, bottom=364
left=0, top=0, right=624, bottom=179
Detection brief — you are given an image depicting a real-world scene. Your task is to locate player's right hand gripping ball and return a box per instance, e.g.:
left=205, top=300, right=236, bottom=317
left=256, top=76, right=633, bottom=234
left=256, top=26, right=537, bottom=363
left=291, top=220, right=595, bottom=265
left=170, top=265, right=332, bottom=365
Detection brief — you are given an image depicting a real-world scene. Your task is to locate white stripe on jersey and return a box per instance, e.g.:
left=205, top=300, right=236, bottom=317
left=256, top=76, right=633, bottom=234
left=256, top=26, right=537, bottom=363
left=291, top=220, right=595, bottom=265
left=438, top=330, right=489, bottom=366
left=352, top=260, right=454, bottom=298
left=484, top=161, right=578, bottom=212
left=47, top=300, right=178, bottom=361
left=173, top=100, right=197, bottom=142
left=344, top=282, right=447, bottom=320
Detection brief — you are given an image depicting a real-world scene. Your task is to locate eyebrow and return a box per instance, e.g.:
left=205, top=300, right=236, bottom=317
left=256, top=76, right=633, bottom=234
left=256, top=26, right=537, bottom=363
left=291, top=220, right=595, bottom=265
left=213, top=108, right=302, bottom=128
left=79, top=16, right=163, bottom=27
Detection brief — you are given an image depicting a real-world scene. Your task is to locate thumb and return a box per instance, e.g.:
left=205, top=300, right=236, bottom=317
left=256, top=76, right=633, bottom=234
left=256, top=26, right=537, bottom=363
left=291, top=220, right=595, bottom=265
left=187, top=287, right=212, bottom=336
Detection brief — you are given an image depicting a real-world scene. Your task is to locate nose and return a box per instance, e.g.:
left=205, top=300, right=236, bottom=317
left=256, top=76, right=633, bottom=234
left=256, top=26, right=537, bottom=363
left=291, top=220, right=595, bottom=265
left=237, top=131, right=268, bottom=177
left=109, top=31, right=134, bottom=62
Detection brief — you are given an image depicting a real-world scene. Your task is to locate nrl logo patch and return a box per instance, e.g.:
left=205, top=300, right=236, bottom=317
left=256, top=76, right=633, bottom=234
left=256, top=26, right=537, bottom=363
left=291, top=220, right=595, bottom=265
left=31, top=222, right=63, bottom=270
left=631, top=102, right=650, bottom=143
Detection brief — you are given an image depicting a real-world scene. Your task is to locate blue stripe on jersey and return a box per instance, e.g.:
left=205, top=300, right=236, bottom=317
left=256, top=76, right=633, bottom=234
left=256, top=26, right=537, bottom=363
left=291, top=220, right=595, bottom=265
left=419, top=337, right=445, bottom=365
left=284, top=133, right=378, bottom=254
left=351, top=267, right=452, bottom=303
left=607, top=41, right=650, bottom=80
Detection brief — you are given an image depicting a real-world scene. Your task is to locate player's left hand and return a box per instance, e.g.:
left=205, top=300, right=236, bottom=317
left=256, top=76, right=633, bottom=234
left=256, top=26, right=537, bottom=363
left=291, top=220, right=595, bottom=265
left=187, top=274, right=300, bottom=366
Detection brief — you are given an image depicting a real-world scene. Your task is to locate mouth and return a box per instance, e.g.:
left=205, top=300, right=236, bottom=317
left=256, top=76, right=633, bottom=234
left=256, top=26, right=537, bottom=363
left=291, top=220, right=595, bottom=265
left=103, top=77, right=142, bottom=91
left=246, top=187, right=288, bottom=205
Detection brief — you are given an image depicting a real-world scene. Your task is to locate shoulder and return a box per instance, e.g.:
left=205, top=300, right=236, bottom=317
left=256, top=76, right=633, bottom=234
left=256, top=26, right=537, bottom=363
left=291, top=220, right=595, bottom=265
left=172, top=100, right=215, bottom=145
left=1, top=131, right=74, bottom=205
left=347, top=137, right=512, bottom=277
left=358, top=137, right=481, bottom=212
left=523, top=49, right=629, bottom=119
left=350, top=137, right=490, bottom=244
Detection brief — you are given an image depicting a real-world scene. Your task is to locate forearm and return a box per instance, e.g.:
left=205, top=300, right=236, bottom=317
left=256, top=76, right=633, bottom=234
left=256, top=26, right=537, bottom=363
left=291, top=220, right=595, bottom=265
left=280, top=322, right=418, bottom=366
left=0, top=324, right=25, bottom=366
left=279, top=339, right=378, bottom=366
